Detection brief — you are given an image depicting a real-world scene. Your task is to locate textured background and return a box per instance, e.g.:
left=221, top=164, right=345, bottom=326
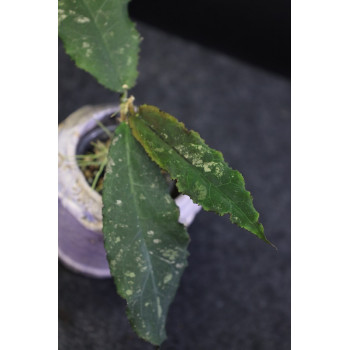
left=59, top=19, right=290, bottom=350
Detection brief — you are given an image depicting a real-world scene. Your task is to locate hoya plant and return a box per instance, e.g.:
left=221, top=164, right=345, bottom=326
left=59, top=0, right=274, bottom=346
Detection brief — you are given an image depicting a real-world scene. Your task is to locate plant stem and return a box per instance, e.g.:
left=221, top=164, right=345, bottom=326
left=91, top=157, right=108, bottom=190
left=96, top=120, right=113, bottom=138
left=119, top=85, right=135, bottom=122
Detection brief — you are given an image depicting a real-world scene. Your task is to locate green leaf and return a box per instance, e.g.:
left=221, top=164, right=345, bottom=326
left=102, top=122, right=190, bottom=346
left=58, top=0, right=140, bottom=92
left=129, top=105, right=273, bottom=246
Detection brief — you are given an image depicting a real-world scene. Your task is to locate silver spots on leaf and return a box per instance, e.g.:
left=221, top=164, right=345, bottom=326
left=163, top=273, right=172, bottom=284
left=125, top=271, right=136, bottom=278
left=75, top=15, right=90, bottom=23
left=58, top=9, right=67, bottom=25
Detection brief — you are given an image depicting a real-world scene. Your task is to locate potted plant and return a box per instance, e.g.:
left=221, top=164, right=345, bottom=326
left=58, top=102, right=202, bottom=278
left=58, top=0, right=275, bottom=347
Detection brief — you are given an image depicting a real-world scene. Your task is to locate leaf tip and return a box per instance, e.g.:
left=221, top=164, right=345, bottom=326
left=262, top=236, right=278, bottom=250
left=255, top=223, right=277, bottom=250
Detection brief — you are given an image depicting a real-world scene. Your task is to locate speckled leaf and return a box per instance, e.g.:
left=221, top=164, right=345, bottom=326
left=58, top=0, right=140, bottom=92
left=102, top=122, right=189, bottom=346
left=130, top=105, right=272, bottom=245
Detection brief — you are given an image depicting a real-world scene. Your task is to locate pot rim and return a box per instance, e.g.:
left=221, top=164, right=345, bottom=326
left=58, top=104, right=120, bottom=231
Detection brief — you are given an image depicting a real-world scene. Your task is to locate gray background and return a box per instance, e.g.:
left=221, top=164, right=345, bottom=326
left=59, top=21, right=290, bottom=350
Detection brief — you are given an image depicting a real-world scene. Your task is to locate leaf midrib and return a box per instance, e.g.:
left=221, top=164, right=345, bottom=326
left=80, top=0, right=122, bottom=86
left=124, top=126, right=162, bottom=325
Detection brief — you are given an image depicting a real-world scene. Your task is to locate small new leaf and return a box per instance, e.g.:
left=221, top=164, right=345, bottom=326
left=129, top=105, right=273, bottom=246
left=58, top=0, right=140, bottom=92
left=102, top=122, right=190, bottom=346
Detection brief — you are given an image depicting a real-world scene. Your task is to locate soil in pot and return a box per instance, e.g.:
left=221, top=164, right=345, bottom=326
left=76, top=119, right=180, bottom=198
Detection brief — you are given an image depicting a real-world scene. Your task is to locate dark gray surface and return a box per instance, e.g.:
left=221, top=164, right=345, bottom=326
left=129, top=0, right=291, bottom=77
left=59, top=22, right=290, bottom=350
